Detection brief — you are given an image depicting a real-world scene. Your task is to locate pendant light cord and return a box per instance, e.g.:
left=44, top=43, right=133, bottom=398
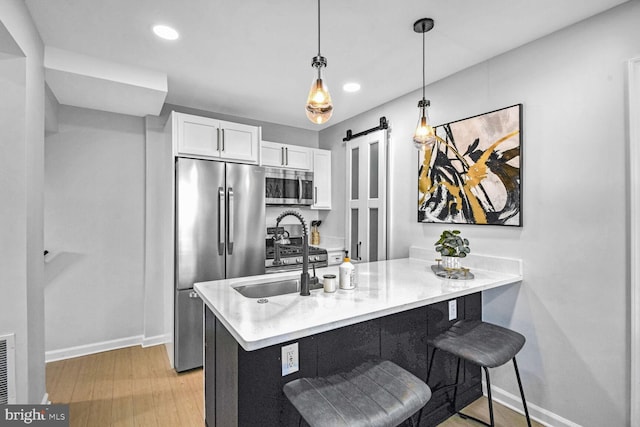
left=422, top=25, right=426, bottom=102
left=317, top=0, right=321, bottom=56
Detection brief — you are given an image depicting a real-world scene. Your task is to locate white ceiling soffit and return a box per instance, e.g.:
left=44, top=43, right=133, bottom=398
left=44, top=46, right=167, bottom=117
left=0, top=21, right=24, bottom=58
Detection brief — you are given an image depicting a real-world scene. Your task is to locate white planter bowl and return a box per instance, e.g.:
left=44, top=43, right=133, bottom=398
left=442, top=255, right=462, bottom=269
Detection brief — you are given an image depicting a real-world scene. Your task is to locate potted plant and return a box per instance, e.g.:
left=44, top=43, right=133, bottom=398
left=434, top=230, right=470, bottom=269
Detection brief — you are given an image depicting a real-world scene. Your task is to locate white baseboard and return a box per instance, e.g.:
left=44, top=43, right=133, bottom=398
left=41, top=392, right=50, bottom=405
left=45, top=334, right=170, bottom=363
left=486, top=383, right=583, bottom=427
left=45, top=335, right=143, bottom=362
left=142, top=333, right=170, bottom=348
left=165, top=340, right=175, bottom=370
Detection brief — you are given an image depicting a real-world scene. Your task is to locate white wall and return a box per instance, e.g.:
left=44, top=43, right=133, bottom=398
left=143, top=115, right=173, bottom=347
left=44, top=106, right=145, bottom=357
left=0, top=1, right=46, bottom=404
left=319, top=3, right=639, bottom=425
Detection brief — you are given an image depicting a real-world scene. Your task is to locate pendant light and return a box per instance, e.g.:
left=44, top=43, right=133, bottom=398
left=413, top=18, right=437, bottom=148
left=305, top=0, right=333, bottom=125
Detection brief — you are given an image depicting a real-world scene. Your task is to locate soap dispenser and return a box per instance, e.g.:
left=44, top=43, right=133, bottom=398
left=339, top=251, right=356, bottom=290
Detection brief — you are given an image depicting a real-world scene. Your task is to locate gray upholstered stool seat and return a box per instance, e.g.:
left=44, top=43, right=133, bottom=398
left=429, top=320, right=525, bottom=368
left=283, top=359, right=432, bottom=427
left=427, top=320, right=531, bottom=427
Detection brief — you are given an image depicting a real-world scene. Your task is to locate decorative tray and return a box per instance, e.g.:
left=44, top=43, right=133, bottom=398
left=431, top=265, right=474, bottom=280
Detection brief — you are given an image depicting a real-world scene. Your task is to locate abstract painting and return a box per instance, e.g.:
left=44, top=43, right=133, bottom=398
left=418, top=104, right=522, bottom=226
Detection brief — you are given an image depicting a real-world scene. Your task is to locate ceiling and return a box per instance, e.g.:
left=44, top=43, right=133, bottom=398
left=26, top=0, right=628, bottom=130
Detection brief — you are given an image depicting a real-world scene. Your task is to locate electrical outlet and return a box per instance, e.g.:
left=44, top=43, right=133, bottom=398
left=281, top=343, right=299, bottom=376
left=448, top=299, right=457, bottom=321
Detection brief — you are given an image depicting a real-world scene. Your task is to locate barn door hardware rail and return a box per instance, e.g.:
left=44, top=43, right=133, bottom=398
left=343, top=117, right=388, bottom=142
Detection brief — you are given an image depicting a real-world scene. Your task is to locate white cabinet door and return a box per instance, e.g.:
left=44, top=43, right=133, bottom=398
left=176, top=113, right=220, bottom=158
left=261, top=141, right=286, bottom=167
left=174, top=112, right=259, bottom=163
left=219, top=120, right=259, bottom=163
left=327, top=250, right=344, bottom=265
left=312, top=149, right=332, bottom=209
left=260, top=141, right=311, bottom=170
left=284, top=145, right=311, bottom=170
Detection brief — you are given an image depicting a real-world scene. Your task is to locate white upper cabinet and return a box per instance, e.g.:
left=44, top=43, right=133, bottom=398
left=176, top=113, right=219, bottom=157
left=311, top=148, right=332, bottom=210
left=218, top=119, right=259, bottom=163
left=261, top=141, right=311, bottom=170
left=174, top=112, right=259, bottom=163
left=261, top=141, right=285, bottom=167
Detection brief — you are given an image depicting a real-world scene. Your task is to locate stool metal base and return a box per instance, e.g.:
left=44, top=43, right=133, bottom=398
left=425, top=347, right=532, bottom=427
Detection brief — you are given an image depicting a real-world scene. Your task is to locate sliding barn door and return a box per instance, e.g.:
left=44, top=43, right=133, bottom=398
left=345, top=129, right=387, bottom=262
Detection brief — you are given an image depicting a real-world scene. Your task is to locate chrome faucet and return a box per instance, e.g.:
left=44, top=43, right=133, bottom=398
left=275, top=210, right=310, bottom=296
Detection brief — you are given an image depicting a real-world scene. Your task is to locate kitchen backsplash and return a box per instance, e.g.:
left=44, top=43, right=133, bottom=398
left=265, top=206, right=319, bottom=235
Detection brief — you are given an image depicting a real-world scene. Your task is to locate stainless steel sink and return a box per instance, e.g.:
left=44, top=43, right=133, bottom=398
left=233, top=277, right=323, bottom=298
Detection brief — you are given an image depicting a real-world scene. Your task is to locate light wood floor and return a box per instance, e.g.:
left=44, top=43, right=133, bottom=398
left=47, top=345, right=540, bottom=427
left=437, top=397, right=544, bottom=427
left=46, top=345, right=204, bottom=427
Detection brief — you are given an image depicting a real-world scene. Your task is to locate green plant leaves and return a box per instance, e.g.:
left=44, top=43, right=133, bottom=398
left=434, top=229, right=470, bottom=257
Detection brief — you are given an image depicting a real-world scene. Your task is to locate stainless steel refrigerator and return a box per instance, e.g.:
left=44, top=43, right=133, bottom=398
left=175, top=157, right=265, bottom=372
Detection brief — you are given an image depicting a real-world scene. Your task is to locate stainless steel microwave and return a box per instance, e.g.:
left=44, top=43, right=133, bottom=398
left=265, top=168, right=314, bottom=206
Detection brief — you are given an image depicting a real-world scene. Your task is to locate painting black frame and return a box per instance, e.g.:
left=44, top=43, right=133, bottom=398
left=417, top=104, right=523, bottom=226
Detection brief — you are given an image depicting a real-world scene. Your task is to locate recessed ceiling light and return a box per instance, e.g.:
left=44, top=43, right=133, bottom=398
left=343, top=82, right=361, bottom=93
left=153, top=25, right=179, bottom=41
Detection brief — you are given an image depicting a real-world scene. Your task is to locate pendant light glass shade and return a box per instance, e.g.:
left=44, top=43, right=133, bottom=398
left=413, top=18, right=435, bottom=149
left=306, top=62, right=333, bottom=124
left=413, top=99, right=436, bottom=148
left=305, top=0, right=333, bottom=125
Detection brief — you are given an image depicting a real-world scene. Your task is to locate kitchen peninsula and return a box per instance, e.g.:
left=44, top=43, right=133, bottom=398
left=194, top=253, right=522, bottom=426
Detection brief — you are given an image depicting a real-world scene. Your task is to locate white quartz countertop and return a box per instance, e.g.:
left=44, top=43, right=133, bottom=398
left=194, top=257, right=522, bottom=351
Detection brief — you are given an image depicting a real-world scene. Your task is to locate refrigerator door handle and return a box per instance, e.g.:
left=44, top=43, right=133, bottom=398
left=218, top=187, right=225, bottom=255
left=298, top=177, right=302, bottom=202
left=227, top=187, right=234, bottom=255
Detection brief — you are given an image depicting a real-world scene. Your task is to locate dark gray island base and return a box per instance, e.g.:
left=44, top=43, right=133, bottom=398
left=204, top=292, right=483, bottom=427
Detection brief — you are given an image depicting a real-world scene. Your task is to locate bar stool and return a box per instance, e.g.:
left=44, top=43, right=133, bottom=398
left=283, top=359, right=432, bottom=427
left=426, top=320, right=531, bottom=427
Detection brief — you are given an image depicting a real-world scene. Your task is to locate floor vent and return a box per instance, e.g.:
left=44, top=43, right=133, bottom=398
left=0, top=333, right=16, bottom=404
